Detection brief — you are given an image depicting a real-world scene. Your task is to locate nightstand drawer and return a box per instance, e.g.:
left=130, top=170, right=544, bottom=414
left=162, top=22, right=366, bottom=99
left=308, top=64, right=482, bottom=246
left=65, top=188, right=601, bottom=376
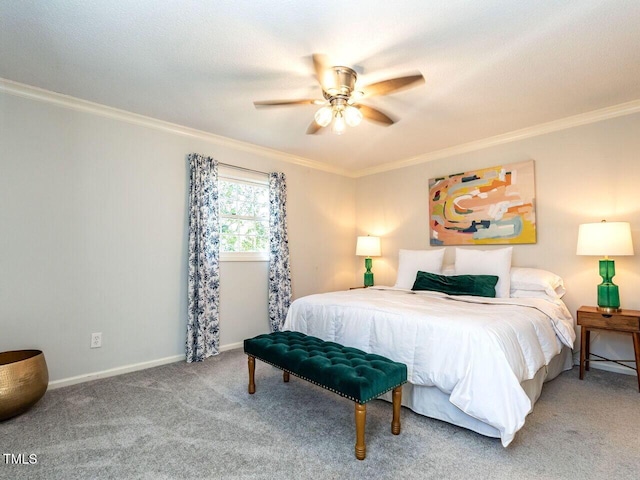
left=577, top=312, right=640, bottom=332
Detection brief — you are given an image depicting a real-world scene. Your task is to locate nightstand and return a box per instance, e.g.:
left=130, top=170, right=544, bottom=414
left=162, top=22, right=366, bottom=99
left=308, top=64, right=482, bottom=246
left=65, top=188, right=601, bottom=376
left=577, top=306, right=640, bottom=392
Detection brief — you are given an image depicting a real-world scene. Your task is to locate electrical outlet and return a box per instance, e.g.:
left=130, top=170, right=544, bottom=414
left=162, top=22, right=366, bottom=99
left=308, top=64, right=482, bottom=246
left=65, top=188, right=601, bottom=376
left=90, top=332, right=102, bottom=349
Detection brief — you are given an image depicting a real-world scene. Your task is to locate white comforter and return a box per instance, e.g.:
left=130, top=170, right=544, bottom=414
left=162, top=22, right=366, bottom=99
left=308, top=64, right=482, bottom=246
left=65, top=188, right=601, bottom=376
left=282, top=287, right=575, bottom=447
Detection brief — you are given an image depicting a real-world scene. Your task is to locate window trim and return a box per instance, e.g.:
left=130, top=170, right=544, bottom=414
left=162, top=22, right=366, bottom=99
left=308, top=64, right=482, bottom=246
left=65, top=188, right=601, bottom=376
left=220, top=251, right=269, bottom=262
left=218, top=168, right=269, bottom=263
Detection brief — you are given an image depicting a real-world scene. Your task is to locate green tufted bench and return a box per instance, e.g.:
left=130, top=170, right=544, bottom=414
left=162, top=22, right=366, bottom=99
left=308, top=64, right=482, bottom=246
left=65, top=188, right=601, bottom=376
left=244, top=331, right=407, bottom=460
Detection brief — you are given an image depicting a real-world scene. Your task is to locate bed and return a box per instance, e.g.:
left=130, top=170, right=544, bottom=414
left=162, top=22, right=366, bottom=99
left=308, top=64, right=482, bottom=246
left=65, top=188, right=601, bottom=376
left=282, top=263, right=576, bottom=447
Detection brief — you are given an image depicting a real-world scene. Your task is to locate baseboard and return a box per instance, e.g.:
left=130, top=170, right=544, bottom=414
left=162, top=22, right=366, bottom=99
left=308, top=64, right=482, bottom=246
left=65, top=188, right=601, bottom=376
left=583, top=361, right=637, bottom=376
left=572, top=350, right=637, bottom=377
left=48, top=342, right=244, bottom=390
left=220, top=341, right=243, bottom=352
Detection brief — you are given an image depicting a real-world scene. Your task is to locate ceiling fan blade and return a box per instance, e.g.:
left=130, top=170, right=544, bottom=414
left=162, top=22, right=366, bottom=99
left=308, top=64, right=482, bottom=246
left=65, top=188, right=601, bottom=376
left=360, top=74, right=425, bottom=97
left=254, top=99, right=322, bottom=108
left=312, top=53, right=333, bottom=90
left=306, top=120, right=323, bottom=135
left=357, top=104, right=395, bottom=125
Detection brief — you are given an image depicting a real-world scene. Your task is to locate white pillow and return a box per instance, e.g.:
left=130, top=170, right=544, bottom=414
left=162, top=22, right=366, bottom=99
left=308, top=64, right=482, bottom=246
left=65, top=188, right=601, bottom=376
left=510, top=267, right=566, bottom=298
left=394, top=249, right=445, bottom=289
left=454, top=247, right=513, bottom=298
left=510, top=289, right=562, bottom=304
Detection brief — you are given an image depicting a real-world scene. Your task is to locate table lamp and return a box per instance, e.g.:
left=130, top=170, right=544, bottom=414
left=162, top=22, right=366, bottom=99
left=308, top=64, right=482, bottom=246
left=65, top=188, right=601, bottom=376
left=576, top=220, right=634, bottom=312
left=356, top=236, right=381, bottom=287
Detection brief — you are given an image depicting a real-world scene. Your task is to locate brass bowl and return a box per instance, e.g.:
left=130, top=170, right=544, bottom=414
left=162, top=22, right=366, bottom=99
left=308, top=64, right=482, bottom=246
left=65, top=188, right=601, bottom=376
left=0, top=350, right=49, bottom=421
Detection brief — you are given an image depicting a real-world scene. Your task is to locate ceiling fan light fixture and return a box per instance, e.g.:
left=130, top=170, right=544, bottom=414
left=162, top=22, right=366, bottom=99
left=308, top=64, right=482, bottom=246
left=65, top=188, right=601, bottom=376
left=331, top=111, right=346, bottom=135
left=344, top=105, right=363, bottom=127
left=254, top=53, right=424, bottom=135
left=314, top=106, right=333, bottom=127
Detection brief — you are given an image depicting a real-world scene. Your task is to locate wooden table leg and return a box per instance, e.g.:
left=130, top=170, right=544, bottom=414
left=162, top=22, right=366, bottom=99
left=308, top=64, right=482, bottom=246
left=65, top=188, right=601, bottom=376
left=355, top=403, right=366, bottom=460
left=633, top=332, right=640, bottom=392
left=579, top=327, right=587, bottom=380
left=391, top=386, right=402, bottom=435
left=283, top=371, right=290, bottom=383
left=248, top=356, right=256, bottom=394
left=585, top=329, right=591, bottom=371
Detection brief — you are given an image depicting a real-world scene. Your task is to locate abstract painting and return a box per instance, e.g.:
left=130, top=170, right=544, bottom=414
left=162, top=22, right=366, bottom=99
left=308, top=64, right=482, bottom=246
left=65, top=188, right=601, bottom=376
left=429, top=160, right=536, bottom=245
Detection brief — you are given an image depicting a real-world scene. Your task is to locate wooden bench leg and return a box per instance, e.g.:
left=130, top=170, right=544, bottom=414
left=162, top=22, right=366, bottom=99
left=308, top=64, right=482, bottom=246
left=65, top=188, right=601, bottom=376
left=283, top=371, right=290, bottom=383
left=248, top=355, right=256, bottom=394
left=391, top=386, right=402, bottom=435
left=355, top=403, right=366, bottom=460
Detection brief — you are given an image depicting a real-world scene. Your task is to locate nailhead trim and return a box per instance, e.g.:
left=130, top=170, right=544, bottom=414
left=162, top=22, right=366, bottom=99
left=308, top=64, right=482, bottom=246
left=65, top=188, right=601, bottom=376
left=246, top=353, right=407, bottom=405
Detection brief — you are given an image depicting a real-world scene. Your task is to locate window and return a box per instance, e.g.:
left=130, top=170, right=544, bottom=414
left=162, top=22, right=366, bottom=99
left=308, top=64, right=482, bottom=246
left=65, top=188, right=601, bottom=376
left=219, top=170, right=269, bottom=261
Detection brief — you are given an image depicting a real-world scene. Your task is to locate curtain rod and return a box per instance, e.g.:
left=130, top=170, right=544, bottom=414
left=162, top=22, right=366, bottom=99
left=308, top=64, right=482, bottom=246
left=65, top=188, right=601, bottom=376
left=219, top=162, right=269, bottom=176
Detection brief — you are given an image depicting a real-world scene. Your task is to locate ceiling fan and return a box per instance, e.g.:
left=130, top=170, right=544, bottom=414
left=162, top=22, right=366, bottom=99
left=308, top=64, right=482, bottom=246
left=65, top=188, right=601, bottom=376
left=253, top=54, right=425, bottom=135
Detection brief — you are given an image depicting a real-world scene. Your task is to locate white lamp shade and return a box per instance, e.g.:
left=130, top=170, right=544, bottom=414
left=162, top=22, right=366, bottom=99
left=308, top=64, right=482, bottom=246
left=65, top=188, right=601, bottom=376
left=344, top=105, right=363, bottom=127
left=314, top=106, right=333, bottom=127
left=331, top=112, right=346, bottom=135
left=356, top=236, right=381, bottom=257
left=576, top=221, right=634, bottom=256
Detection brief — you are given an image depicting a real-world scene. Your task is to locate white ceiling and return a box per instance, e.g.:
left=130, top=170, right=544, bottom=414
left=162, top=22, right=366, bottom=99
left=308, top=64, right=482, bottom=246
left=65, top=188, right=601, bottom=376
left=2, top=1, right=640, bottom=173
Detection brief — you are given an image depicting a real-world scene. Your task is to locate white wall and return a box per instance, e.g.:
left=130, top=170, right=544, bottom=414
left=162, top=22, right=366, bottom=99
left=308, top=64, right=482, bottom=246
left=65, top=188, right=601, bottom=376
left=3, top=84, right=637, bottom=385
left=355, top=112, right=640, bottom=374
left=0, top=91, right=355, bottom=383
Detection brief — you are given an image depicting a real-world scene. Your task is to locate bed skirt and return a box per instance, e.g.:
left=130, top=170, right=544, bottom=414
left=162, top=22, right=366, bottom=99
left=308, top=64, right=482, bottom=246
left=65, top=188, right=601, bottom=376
left=379, top=346, right=573, bottom=440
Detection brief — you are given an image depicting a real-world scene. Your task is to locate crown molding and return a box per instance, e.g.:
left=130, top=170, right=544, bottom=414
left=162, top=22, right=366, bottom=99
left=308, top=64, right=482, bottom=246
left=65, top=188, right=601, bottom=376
left=353, top=98, right=640, bottom=177
left=0, top=78, right=353, bottom=178
left=3, top=78, right=638, bottom=179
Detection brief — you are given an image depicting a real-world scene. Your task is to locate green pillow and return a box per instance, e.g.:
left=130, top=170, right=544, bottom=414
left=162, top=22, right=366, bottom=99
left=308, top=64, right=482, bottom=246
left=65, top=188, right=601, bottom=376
left=412, top=271, right=499, bottom=298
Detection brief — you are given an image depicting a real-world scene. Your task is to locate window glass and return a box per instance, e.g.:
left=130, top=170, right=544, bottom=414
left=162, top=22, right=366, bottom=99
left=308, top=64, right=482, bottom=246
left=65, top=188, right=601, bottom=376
left=219, top=174, right=269, bottom=261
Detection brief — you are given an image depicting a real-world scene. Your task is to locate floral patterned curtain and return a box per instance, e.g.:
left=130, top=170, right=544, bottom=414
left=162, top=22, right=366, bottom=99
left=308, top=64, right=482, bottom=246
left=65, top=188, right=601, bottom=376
left=268, top=172, right=292, bottom=332
left=186, top=153, right=220, bottom=362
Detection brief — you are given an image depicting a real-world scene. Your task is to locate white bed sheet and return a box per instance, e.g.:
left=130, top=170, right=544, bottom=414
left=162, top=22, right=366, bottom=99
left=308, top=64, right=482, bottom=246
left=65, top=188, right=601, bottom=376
left=379, top=345, right=573, bottom=440
left=282, top=287, right=576, bottom=446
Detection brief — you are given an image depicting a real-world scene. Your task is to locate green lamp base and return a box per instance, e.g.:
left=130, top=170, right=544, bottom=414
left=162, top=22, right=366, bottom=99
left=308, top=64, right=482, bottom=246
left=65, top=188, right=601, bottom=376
left=363, top=257, right=374, bottom=287
left=597, top=259, right=620, bottom=312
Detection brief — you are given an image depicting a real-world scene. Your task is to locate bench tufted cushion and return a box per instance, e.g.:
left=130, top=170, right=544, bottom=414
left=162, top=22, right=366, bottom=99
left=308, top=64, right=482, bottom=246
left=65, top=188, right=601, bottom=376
left=244, top=331, right=407, bottom=404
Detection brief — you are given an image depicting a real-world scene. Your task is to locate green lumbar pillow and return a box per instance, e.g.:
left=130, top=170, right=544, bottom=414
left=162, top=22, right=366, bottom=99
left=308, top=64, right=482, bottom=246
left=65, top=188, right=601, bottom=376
left=412, top=271, right=499, bottom=298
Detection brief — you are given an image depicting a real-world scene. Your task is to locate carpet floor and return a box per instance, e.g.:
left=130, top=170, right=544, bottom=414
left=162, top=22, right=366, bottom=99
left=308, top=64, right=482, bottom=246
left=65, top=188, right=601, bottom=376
left=1, top=348, right=638, bottom=479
